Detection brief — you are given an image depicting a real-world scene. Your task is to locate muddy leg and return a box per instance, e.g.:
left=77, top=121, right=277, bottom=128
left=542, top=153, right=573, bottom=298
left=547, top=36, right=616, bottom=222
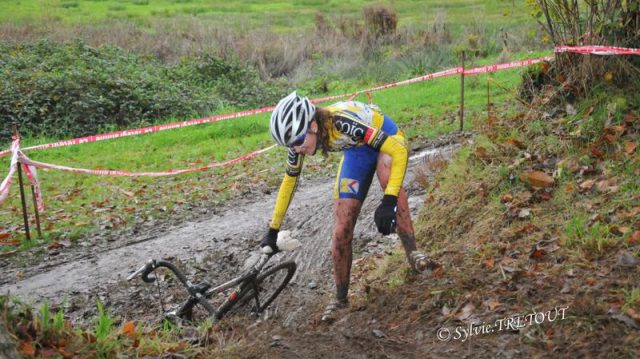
left=375, top=154, right=417, bottom=263
left=332, top=198, right=362, bottom=302
left=396, top=189, right=418, bottom=260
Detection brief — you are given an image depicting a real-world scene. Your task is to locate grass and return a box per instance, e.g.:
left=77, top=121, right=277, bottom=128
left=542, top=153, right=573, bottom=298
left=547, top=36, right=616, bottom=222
left=0, top=50, right=551, bottom=252
left=1, top=0, right=533, bottom=33
left=623, top=288, right=640, bottom=311
left=95, top=301, right=117, bottom=357
left=564, top=215, right=612, bottom=254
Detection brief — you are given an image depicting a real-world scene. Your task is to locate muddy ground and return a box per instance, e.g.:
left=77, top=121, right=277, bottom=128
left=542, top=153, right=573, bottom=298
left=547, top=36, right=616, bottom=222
left=0, top=134, right=468, bottom=335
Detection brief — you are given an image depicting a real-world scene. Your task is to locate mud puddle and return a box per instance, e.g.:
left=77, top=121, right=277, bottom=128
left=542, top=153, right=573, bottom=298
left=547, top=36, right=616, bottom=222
left=1, top=133, right=470, bottom=327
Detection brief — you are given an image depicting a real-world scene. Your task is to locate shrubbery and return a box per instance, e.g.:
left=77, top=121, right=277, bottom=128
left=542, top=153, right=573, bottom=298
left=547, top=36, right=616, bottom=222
left=0, top=40, right=284, bottom=142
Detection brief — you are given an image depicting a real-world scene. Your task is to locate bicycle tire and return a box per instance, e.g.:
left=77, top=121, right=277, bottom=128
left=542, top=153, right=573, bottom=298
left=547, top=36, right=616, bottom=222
left=216, top=261, right=296, bottom=319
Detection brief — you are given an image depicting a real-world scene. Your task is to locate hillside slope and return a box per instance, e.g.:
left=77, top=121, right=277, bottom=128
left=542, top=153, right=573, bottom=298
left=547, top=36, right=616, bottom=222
left=2, top=92, right=638, bottom=358
left=233, top=92, right=640, bottom=358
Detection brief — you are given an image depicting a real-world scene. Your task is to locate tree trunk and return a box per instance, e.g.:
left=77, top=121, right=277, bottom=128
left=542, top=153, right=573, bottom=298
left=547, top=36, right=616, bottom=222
left=0, top=319, right=20, bottom=359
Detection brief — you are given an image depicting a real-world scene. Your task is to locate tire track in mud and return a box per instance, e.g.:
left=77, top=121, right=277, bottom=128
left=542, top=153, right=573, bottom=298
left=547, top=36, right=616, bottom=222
left=1, top=137, right=467, bottom=325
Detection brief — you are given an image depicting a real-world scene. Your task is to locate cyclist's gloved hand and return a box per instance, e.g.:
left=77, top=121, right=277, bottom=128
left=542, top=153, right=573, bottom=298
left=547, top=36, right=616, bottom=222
left=260, top=227, right=280, bottom=255
left=374, top=195, right=397, bottom=235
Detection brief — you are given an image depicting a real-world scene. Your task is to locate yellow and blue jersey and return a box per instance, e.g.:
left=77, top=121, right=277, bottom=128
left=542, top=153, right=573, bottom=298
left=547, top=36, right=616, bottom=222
left=269, top=101, right=408, bottom=230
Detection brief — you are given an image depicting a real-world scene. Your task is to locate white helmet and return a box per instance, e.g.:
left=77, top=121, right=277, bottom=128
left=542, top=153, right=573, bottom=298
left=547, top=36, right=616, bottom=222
left=270, top=91, right=316, bottom=147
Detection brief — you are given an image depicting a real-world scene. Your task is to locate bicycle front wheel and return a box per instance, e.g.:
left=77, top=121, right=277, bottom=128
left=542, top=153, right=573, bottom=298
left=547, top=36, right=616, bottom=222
left=216, top=261, right=296, bottom=319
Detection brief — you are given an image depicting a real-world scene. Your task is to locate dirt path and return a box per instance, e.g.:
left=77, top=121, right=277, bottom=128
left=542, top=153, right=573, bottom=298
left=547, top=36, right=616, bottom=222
left=1, top=136, right=467, bottom=327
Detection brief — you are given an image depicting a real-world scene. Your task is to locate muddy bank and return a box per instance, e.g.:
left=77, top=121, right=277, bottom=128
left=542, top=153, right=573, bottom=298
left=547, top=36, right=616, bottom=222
left=1, top=133, right=470, bottom=326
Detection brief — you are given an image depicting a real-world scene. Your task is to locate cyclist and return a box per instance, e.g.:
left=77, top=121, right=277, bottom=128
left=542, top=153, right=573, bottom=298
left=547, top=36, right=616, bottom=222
left=260, top=92, right=434, bottom=321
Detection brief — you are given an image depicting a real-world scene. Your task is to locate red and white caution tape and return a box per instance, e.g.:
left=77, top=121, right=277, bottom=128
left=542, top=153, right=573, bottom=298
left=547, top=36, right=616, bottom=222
left=17, top=145, right=276, bottom=178
left=555, top=45, right=640, bottom=56
left=0, top=54, right=557, bottom=158
left=463, top=56, right=554, bottom=76
left=0, top=137, right=19, bottom=205
left=21, top=161, right=44, bottom=211
left=3, top=106, right=277, bottom=157
left=312, top=67, right=464, bottom=104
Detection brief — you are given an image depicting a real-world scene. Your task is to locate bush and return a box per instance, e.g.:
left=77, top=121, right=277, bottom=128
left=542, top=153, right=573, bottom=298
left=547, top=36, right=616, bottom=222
left=0, top=40, right=284, bottom=142
left=531, top=0, right=640, bottom=95
left=171, top=55, right=284, bottom=108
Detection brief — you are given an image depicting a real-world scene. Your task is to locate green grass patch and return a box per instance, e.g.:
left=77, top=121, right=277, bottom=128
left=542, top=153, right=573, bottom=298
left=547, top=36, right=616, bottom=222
left=623, top=288, right=640, bottom=311
left=0, top=0, right=534, bottom=33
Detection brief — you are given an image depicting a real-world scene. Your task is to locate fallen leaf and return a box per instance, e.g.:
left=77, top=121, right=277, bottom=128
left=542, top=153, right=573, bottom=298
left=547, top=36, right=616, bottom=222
left=0, top=232, right=10, bottom=241
left=539, top=190, right=552, bottom=201
left=19, top=340, right=35, bottom=358
left=520, top=171, right=554, bottom=188
left=610, top=226, right=631, bottom=236
left=40, top=348, right=59, bottom=358
left=501, top=193, right=513, bottom=203
left=625, top=142, right=637, bottom=155
left=83, top=332, right=97, bottom=344
left=579, top=165, right=597, bottom=176
left=530, top=248, right=546, bottom=259
left=579, top=179, right=596, bottom=191
left=475, top=146, right=488, bottom=158
left=583, top=106, right=594, bottom=117
left=432, top=266, right=445, bottom=278
left=546, top=328, right=554, bottom=338
left=122, top=321, right=136, bottom=336
left=585, top=277, right=596, bottom=286
left=515, top=223, right=537, bottom=235
left=616, top=251, right=640, bottom=268
left=629, top=231, right=640, bottom=245
left=484, top=300, right=501, bottom=311
left=518, top=208, right=531, bottom=218
left=623, top=112, right=636, bottom=125
left=590, top=146, right=605, bottom=159
left=505, top=137, right=525, bottom=149
left=456, top=303, right=475, bottom=321
left=119, top=189, right=135, bottom=197
left=611, top=125, right=626, bottom=135
left=516, top=191, right=533, bottom=203
left=483, top=257, right=495, bottom=269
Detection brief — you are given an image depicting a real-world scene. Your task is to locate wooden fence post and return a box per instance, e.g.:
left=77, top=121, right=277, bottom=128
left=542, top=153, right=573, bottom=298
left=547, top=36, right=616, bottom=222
left=460, top=51, right=465, bottom=131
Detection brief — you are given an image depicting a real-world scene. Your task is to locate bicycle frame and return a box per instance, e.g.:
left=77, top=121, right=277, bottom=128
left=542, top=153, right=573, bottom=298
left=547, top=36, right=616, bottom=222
left=128, top=253, right=275, bottom=321
left=202, top=254, right=271, bottom=298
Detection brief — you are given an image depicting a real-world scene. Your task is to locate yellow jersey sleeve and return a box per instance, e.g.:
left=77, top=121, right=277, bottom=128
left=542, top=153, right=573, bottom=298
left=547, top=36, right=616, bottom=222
left=269, top=149, right=304, bottom=229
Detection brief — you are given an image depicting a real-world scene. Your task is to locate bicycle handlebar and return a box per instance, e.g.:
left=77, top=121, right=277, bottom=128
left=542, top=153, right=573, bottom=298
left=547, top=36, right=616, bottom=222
left=127, top=259, right=156, bottom=282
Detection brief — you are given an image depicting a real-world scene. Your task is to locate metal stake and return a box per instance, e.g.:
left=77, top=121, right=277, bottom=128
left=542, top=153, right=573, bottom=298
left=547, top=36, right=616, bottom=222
left=31, top=185, right=42, bottom=238
left=487, top=78, right=491, bottom=120
left=460, top=51, right=465, bottom=131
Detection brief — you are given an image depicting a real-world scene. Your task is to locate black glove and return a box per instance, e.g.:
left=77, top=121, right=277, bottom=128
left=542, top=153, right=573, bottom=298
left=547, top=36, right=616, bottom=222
left=260, top=227, right=279, bottom=254
left=374, top=195, right=397, bottom=235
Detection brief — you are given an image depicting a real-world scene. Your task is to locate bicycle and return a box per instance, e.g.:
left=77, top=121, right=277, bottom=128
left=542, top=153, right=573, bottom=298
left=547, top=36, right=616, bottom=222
left=127, top=232, right=299, bottom=324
